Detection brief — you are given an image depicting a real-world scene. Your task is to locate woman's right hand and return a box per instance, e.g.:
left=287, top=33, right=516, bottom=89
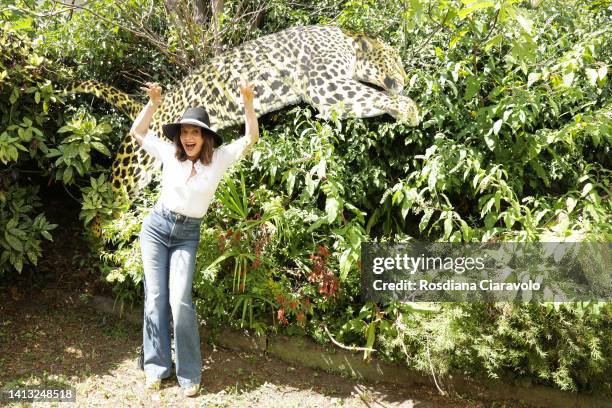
left=140, top=82, right=163, bottom=106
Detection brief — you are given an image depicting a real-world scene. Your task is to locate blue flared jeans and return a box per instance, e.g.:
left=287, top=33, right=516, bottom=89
left=140, top=203, right=202, bottom=388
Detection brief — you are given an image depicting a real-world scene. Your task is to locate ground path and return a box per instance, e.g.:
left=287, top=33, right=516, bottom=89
left=0, top=287, right=506, bottom=407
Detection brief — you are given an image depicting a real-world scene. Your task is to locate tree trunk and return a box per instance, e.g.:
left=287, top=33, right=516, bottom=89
left=211, top=0, right=225, bottom=55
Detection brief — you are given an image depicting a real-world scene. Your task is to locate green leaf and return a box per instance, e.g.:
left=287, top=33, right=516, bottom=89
left=549, top=98, right=559, bottom=117
left=9, top=228, right=26, bottom=239
left=443, top=211, right=453, bottom=239
left=481, top=196, right=496, bottom=218
left=84, top=213, right=95, bottom=225
left=13, top=257, right=23, bottom=273
left=464, top=76, right=480, bottom=100
left=597, top=64, right=607, bottom=81
left=305, top=173, right=317, bottom=197
left=325, top=197, right=340, bottom=223
left=63, top=167, right=74, bottom=184
left=79, top=148, right=89, bottom=164
left=419, top=208, right=434, bottom=232
left=484, top=133, right=496, bottom=151
left=484, top=34, right=502, bottom=52
left=9, top=87, right=19, bottom=104
left=285, top=170, right=296, bottom=196
left=484, top=212, right=497, bottom=229
left=365, top=322, right=376, bottom=351
left=366, top=208, right=380, bottom=234
left=26, top=250, right=38, bottom=265
left=514, top=10, right=533, bottom=36
left=339, top=249, right=352, bottom=281
left=527, top=72, right=540, bottom=87
left=458, top=1, right=494, bottom=19
left=400, top=194, right=414, bottom=219
left=586, top=68, right=599, bottom=86
left=449, top=29, right=468, bottom=48
left=91, top=142, right=110, bottom=156
left=6, top=218, right=18, bottom=230
left=493, top=119, right=503, bottom=135
left=503, top=210, right=516, bottom=229
left=566, top=197, right=577, bottom=214
left=494, top=190, right=501, bottom=212
left=562, top=72, right=575, bottom=88
left=403, top=302, right=440, bottom=314
left=46, top=148, right=61, bottom=158
left=391, top=189, right=403, bottom=205
left=460, top=219, right=471, bottom=241
left=5, top=232, right=23, bottom=252
left=201, top=250, right=240, bottom=275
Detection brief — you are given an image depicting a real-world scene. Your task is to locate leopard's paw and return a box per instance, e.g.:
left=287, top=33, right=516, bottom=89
left=386, top=96, right=420, bottom=127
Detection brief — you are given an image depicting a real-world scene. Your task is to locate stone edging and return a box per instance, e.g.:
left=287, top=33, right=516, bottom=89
left=90, top=295, right=609, bottom=408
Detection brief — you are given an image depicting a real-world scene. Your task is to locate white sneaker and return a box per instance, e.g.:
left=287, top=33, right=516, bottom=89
left=183, top=384, right=200, bottom=397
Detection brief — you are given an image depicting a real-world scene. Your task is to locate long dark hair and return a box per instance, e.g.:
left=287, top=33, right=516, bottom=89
left=173, top=127, right=215, bottom=165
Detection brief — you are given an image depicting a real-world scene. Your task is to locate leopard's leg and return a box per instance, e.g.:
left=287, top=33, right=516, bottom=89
left=303, top=75, right=420, bottom=126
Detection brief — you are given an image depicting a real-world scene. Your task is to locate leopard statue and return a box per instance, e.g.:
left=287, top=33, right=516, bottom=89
left=66, top=24, right=420, bottom=196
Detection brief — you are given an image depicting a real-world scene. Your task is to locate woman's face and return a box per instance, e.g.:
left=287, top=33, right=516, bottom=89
left=180, top=124, right=204, bottom=159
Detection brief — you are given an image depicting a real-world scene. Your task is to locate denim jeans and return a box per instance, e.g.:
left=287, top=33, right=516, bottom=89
left=140, top=202, right=202, bottom=388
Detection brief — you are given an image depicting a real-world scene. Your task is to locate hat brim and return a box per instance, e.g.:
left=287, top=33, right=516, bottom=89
left=162, top=120, right=223, bottom=147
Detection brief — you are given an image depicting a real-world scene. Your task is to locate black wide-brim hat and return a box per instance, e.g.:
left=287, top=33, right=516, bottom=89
left=162, top=106, right=223, bottom=147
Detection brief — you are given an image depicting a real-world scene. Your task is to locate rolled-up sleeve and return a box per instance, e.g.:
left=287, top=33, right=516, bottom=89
left=141, top=130, right=175, bottom=164
left=215, top=135, right=251, bottom=171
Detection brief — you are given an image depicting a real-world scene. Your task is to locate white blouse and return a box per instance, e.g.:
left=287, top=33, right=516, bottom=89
left=141, top=130, right=251, bottom=218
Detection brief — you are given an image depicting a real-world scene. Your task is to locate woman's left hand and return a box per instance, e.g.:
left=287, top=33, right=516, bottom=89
left=238, top=79, right=256, bottom=106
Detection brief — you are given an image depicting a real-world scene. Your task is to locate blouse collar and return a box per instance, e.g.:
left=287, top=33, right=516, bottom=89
left=183, top=158, right=205, bottom=174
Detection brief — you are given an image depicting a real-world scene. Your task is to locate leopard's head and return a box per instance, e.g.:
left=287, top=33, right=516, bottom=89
left=353, top=35, right=406, bottom=94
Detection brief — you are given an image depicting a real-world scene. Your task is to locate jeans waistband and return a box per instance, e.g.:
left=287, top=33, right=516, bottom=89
left=154, top=203, right=202, bottom=224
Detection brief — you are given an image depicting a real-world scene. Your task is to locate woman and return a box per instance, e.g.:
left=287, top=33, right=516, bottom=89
left=132, top=80, right=259, bottom=397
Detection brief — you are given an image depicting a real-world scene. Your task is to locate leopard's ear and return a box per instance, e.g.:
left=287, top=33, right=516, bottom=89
left=354, top=35, right=374, bottom=54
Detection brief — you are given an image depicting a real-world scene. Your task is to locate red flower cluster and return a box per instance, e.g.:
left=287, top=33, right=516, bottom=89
left=275, top=294, right=312, bottom=327
left=277, top=307, right=288, bottom=326
left=217, top=228, right=243, bottom=252
left=296, top=310, right=306, bottom=325
left=307, top=245, right=339, bottom=301
left=218, top=228, right=240, bottom=252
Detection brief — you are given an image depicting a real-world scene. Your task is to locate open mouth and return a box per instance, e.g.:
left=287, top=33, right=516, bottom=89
left=184, top=143, right=196, bottom=150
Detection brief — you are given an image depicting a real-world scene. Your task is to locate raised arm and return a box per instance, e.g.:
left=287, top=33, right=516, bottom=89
left=239, top=79, right=259, bottom=154
left=130, top=82, right=163, bottom=146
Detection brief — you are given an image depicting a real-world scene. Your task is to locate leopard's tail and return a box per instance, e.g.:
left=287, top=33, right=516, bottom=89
left=61, top=80, right=143, bottom=120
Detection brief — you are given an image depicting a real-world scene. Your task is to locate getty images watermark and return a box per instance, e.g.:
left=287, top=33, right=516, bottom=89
left=360, top=242, right=610, bottom=302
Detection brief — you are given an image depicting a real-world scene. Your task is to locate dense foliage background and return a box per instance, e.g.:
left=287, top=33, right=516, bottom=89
left=1, top=0, right=610, bottom=395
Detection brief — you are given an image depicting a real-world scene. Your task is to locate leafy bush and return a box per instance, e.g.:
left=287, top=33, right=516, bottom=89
left=2, top=0, right=610, bottom=394
left=46, top=109, right=113, bottom=185
left=0, top=184, right=57, bottom=276
left=375, top=301, right=611, bottom=392
left=0, top=20, right=61, bottom=276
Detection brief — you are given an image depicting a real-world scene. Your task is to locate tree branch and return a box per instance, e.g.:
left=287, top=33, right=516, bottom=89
left=321, top=323, right=377, bottom=353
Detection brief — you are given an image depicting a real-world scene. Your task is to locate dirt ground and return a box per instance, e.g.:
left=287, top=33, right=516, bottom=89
left=0, top=285, right=518, bottom=408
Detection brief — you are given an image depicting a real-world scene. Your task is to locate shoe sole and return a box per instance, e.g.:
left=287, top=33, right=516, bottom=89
left=183, top=386, right=200, bottom=397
